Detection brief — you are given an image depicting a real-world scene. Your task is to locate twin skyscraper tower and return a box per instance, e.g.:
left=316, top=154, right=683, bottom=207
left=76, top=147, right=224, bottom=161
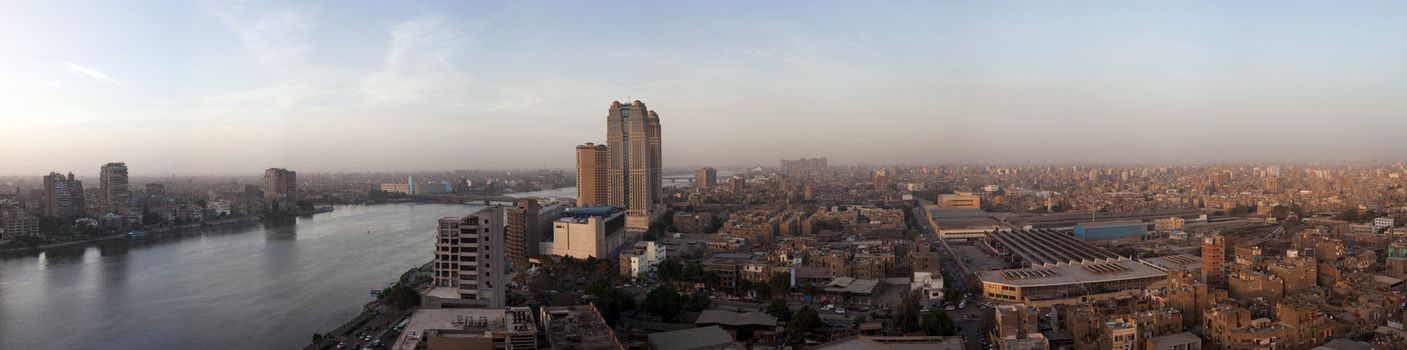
left=576, top=100, right=663, bottom=232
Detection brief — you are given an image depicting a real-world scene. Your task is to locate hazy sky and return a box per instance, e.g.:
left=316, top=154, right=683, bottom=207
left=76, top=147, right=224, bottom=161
left=4, top=1, right=1407, bottom=175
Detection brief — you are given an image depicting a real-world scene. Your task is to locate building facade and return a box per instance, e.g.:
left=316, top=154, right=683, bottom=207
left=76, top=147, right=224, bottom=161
left=432, top=206, right=507, bottom=308
left=262, top=168, right=297, bottom=212
left=42, top=172, right=85, bottom=218
left=575, top=142, right=609, bottom=207
left=505, top=199, right=541, bottom=272
left=695, top=166, right=717, bottom=192
left=547, top=207, right=626, bottom=259
left=99, top=162, right=130, bottom=215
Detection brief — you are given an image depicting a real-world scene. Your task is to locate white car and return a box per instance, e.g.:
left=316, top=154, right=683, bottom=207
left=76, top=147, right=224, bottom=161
left=821, top=304, right=835, bottom=311
left=835, top=308, right=846, bottom=314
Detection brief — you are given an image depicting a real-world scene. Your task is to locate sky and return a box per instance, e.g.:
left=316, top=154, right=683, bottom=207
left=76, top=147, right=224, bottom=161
left=3, top=0, right=1407, bottom=175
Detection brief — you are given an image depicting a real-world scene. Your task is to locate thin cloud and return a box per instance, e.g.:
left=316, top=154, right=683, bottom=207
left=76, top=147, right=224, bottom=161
left=64, top=62, right=122, bottom=86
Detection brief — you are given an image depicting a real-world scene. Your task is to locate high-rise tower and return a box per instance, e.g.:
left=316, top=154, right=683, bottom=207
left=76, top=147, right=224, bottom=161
left=42, top=172, right=85, bottom=218
left=605, top=100, right=662, bottom=231
left=575, top=142, right=609, bottom=207
left=506, top=198, right=541, bottom=272
left=99, top=162, right=130, bottom=214
left=1202, top=234, right=1227, bottom=287
left=433, top=206, right=507, bottom=308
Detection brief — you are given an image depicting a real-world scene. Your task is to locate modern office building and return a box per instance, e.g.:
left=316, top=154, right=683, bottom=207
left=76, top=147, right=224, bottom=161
left=505, top=198, right=541, bottom=272
left=430, top=206, right=507, bottom=308
left=262, top=168, right=297, bottom=211
left=575, top=142, right=609, bottom=207
left=605, top=100, right=662, bottom=232
left=545, top=207, right=626, bottom=259
left=1202, top=234, right=1227, bottom=287
left=695, top=166, right=717, bottom=192
left=42, top=172, right=85, bottom=218
left=98, top=162, right=130, bottom=214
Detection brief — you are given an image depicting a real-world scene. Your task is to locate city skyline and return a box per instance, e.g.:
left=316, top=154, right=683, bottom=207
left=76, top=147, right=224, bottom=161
left=6, top=1, right=1407, bottom=175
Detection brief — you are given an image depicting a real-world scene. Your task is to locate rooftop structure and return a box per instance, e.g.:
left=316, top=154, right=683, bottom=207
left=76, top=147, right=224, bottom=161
left=979, top=259, right=1168, bottom=304
left=391, top=307, right=536, bottom=350
left=987, top=229, right=1123, bottom=267
left=1142, top=254, right=1202, bottom=273
left=647, top=325, right=741, bottom=350
left=924, top=207, right=1004, bottom=240
left=1007, top=209, right=1203, bottom=229
left=540, top=304, right=622, bottom=350
left=812, top=336, right=963, bottom=350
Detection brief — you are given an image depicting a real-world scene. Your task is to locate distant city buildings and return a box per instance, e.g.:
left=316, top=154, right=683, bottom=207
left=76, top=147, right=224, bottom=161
left=41, top=172, right=85, bottom=218
left=262, top=168, right=297, bottom=212
left=695, top=166, right=717, bottom=192
left=98, top=162, right=130, bottom=215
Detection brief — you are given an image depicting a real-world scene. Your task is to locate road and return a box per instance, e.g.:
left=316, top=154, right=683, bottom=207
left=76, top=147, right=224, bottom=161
left=916, top=203, right=990, bottom=350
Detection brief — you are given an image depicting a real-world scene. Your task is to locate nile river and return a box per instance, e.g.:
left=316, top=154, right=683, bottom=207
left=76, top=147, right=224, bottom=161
left=0, top=203, right=484, bottom=350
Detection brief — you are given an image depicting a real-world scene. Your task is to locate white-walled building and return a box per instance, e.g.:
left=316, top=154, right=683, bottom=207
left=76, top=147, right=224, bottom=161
left=429, top=206, right=507, bottom=308
left=912, top=271, right=945, bottom=300
left=620, top=240, right=667, bottom=280
left=545, top=207, right=627, bottom=259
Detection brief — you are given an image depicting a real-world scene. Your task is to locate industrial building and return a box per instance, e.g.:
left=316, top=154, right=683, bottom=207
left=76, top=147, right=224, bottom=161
left=986, top=229, right=1123, bottom=267
left=978, top=259, right=1168, bottom=304
left=1072, top=220, right=1148, bottom=244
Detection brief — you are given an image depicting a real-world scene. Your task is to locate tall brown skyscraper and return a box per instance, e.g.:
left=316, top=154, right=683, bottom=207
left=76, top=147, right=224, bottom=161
left=1202, top=234, right=1227, bottom=287
left=505, top=198, right=541, bottom=272
left=605, top=100, right=662, bottom=231
left=99, top=162, right=130, bottom=214
left=575, top=142, right=609, bottom=207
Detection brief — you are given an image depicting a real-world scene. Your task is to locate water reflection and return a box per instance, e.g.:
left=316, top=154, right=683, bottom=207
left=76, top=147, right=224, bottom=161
left=0, top=203, right=482, bottom=350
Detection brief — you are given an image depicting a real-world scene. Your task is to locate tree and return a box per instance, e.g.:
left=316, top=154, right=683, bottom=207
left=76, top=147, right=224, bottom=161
left=892, top=290, right=922, bottom=332
left=766, top=299, right=793, bottom=321
left=586, top=279, right=636, bottom=324
left=921, top=309, right=958, bottom=336
left=383, top=283, right=421, bottom=311
left=643, top=285, right=684, bottom=320
left=658, top=259, right=684, bottom=282
left=786, top=306, right=823, bottom=344
left=769, top=273, right=791, bottom=296
left=684, top=292, right=711, bottom=312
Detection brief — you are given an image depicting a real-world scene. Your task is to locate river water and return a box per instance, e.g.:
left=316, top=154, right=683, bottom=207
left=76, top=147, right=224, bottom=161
left=0, top=203, right=483, bottom=350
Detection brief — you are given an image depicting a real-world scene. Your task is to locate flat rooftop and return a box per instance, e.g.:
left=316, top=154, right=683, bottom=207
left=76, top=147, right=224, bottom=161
left=978, top=259, right=1167, bottom=288
left=925, top=207, right=1003, bottom=232
left=1142, top=254, right=1201, bottom=272
left=989, top=229, right=1122, bottom=267
left=1007, top=209, right=1202, bottom=229
left=542, top=305, right=621, bottom=350
left=392, top=308, right=507, bottom=350
left=647, top=326, right=739, bottom=350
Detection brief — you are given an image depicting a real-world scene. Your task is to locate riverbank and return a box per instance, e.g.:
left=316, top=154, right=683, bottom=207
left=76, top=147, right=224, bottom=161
left=0, top=215, right=267, bottom=256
